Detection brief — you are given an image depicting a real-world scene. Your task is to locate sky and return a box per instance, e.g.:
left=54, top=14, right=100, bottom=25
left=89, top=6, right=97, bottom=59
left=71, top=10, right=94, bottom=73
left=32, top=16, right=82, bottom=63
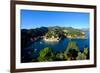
left=21, top=9, right=90, bottom=29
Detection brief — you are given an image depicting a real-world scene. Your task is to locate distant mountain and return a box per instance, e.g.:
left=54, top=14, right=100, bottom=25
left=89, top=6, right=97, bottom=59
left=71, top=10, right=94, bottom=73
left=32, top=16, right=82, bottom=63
left=79, top=28, right=89, bottom=32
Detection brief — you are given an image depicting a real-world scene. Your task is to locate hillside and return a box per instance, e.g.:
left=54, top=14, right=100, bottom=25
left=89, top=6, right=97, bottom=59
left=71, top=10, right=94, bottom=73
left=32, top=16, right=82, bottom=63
left=45, top=26, right=86, bottom=40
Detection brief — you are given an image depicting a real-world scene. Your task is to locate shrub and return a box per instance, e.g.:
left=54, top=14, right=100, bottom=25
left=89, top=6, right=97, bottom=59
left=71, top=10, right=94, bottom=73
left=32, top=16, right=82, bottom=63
left=83, top=48, right=88, bottom=55
left=64, top=41, right=79, bottom=60
left=76, top=52, right=86, bottom=60
left=38, top=47, right=54, bottom=62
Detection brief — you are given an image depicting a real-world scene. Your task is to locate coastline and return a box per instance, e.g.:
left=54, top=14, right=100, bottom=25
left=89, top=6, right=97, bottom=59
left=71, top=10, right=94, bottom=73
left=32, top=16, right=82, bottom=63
left=43, top=37, right=59, bottom=42
left=43, top=36, right=86, bottom=42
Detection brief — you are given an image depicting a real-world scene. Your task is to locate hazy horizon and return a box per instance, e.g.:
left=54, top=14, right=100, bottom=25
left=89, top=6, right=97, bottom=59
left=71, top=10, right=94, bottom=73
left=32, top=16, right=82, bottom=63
left=21, top=26, right=89, bottom=30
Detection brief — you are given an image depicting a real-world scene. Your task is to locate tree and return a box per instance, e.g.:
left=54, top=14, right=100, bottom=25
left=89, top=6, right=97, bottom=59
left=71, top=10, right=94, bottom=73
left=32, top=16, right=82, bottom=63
left=55, top=52, right=64, bottom=61
left=76, top=52, right=87, bottom=60
left=38, top=47, right=54, bottom=62
left=64, top=41, right=79, bottom=60
left=83, top=48, right=88, bottom=55
left=66, top=41, right=80, bottom=53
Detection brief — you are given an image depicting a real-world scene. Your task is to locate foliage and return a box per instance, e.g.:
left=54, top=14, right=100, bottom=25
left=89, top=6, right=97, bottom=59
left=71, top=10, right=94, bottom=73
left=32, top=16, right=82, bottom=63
left=83, top=48, right=88, bottom=55
left=32, top=42, right=89, bottom=62
left=64, top=41, right=79, bottom=60
left=66, top=41, right=80, bottom=53
left=21, top=27, right=48, bottom=49
left=64, top=53, right=71, bottom=60
left=45, top=29, right=59, bottom=39
left=63, top=27, right=85, bottom=37
left=21, top=26, right=89, bottom=62
left=21, top=26, right=85, bottom=49
left=55, top=52, right=64, bottom=61
left=76, top=52, right=87, bottom=60
left=76, top=48, right=89, bottom=60
left=38, top=47, right=54, bottom=62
